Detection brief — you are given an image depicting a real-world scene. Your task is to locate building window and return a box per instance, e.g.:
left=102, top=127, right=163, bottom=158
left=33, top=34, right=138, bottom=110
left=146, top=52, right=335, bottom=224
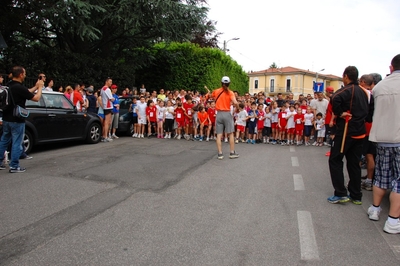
left=270, top=79, right=275, bottom=93
left=286, top=78, right=291, bottom=92
left=254, top=79, right=258, bottom=89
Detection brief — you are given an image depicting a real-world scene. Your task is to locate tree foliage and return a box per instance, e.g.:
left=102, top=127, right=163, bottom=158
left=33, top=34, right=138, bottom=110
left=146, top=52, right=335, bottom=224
left=0, top=0, right=246, bottom=93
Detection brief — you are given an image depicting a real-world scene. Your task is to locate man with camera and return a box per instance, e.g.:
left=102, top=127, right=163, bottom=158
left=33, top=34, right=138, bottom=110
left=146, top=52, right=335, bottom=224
left=0, top=66, right=43, bottom=173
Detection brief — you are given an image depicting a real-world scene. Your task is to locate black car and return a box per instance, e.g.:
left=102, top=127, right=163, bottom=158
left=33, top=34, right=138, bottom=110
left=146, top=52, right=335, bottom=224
left=116, top=96, right=137, bottom=136
left=0, top=91, right=102, bottom=153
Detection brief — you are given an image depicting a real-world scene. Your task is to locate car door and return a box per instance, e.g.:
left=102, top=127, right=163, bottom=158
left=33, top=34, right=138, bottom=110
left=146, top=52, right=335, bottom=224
left=26, top=97, right=51, bottom=140
left=42, top=93, right=86, bottom=139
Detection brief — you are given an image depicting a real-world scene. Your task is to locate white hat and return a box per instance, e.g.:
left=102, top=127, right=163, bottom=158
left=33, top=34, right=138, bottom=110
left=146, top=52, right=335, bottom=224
left=221, top=76, right=230, bottom=83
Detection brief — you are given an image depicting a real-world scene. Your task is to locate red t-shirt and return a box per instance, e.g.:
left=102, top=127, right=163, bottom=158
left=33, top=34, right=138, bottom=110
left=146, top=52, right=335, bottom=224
left=300, top=105, right=308, bottom=115
left=146, top=106, right=157, bottom=122
left=183, top=103, right=194, bottom=119
left=365, top=122, right=372, bottom=136
left=207, top=107, right=216, bottom=123
left=257, top=110, right=265, bottom=128
left=175, top=107, right=185, bottom=123
left=294, top=114, right=304, bottom=130
left=278, top=111, right=287, bottom=128
left=325, top=102, right=333, bottom=125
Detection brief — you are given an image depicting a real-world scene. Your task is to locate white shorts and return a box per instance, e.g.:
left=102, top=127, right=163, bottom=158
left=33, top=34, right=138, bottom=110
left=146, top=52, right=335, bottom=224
left=138, top=117, right=147, bottom=125
left=317, top=130, right=325, bottom=137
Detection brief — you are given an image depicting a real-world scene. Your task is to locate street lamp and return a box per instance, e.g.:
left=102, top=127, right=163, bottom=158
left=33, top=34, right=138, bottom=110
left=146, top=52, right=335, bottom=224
left=315, top=68, right=325, bottom=82
left=223, top=37, right=240, bottom=53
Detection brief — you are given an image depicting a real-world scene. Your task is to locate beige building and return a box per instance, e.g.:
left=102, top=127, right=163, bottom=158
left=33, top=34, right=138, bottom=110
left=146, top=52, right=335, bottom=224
left=247, top=66, right=343, bottom=97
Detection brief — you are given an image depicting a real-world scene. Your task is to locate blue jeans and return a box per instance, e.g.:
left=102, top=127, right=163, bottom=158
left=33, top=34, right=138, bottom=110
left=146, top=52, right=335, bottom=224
left=0, top=121, right=25, bottom=168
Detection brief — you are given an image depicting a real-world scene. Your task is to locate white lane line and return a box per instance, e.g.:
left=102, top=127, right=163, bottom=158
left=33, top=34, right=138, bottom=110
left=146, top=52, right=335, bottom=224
left=291, top=157, right=299, bottom=167
left=290, top=146, right=296, bottom=152
left=297, top=211, right=320, bottom=260
left=293, top=174, right=305, bottom=191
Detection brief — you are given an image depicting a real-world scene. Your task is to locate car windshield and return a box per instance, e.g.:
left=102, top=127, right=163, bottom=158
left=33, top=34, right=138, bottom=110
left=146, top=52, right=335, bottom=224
left=26, top=94, right=74, bottom=110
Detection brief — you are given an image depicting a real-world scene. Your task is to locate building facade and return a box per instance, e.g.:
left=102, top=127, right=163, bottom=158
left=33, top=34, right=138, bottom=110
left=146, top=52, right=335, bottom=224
left=247, top=66, right=343, bottom=96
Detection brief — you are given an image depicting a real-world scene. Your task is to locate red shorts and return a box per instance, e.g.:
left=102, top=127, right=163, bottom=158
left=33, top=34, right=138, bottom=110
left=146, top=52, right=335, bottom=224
left=272, top=122, right=278, bottom=129
left=176, top=121, right=184, bottom=128
left=287, top=128, right=295, bottom=134
left=184, top=118, right=192, bottom=126
left=295, top=129, right=303, bottom=136
left=279, top=127, right=286, bottom=133
left=237, top=125, right=245, bottom=133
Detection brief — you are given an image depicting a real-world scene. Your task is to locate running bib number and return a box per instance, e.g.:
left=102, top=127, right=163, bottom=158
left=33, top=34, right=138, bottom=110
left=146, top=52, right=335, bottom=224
left=177, top=113, right=181, bottom=119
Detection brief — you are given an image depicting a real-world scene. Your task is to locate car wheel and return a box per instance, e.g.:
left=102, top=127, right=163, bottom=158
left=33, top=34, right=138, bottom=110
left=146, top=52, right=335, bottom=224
left=86, top=122, right=101, bottom=144
left=24, top=130, right=33, bottom=154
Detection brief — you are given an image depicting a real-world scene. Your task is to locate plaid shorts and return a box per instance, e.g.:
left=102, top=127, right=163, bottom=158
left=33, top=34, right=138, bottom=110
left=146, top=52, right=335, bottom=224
left=373, top=146, right=400, bottom=193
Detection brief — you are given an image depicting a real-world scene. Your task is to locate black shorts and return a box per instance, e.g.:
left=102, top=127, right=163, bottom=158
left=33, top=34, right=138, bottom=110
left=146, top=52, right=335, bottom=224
left=263, top=126, right=271, bottom=136
left=363, top=137, right=376, bottom=155
left=325, top=124, right=336, bottom=135
left=132, top=116, right=138, bottom=124
left=104, top=109, right=112, bottom=115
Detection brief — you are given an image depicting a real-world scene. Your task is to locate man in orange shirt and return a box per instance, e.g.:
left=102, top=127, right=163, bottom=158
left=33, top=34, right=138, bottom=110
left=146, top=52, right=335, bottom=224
left=206, top=76, right=239, bottom=160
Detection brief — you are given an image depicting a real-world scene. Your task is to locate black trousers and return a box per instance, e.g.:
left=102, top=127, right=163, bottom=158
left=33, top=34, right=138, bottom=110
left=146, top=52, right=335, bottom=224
left=328, top=135, right=363, bottom=200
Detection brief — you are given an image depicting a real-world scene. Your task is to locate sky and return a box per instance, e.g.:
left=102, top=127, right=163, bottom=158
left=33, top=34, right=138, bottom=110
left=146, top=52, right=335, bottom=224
left=206, top=0, right=400, bottom=78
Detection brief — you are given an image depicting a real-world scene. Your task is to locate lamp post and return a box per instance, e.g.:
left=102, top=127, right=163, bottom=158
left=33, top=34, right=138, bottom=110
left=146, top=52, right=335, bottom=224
left=315, top=68, right=325, bottom=82
left=223, top=37, right=240, bottom=53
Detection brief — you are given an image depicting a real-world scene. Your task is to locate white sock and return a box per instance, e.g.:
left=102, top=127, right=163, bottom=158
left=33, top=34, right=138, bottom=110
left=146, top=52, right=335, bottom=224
left=388, top=216, right=399, bottom=225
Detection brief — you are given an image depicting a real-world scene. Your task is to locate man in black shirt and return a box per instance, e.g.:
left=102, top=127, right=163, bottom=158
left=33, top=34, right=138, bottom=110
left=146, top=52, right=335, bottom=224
left=0, top=66, right=43, bottom=173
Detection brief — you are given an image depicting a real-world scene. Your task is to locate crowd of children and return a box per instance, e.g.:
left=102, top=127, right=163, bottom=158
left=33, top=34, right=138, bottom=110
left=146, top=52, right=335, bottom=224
left=127, top=91, right=327, bottom=147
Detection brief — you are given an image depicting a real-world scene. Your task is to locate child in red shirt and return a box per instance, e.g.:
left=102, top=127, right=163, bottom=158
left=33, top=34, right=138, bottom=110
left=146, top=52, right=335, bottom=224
left=294, top=108, right=305, bottom=146
left=183, top=96, right=194, bottom=140
left=146, top=100, right=157, bottom=138
left=278, top=105, right=287, bottom=145
left=207, top=101, right=216, bottom=140
left=175, top=102, right=185, bottom=140
left=257, top=103, right=265, bottom=143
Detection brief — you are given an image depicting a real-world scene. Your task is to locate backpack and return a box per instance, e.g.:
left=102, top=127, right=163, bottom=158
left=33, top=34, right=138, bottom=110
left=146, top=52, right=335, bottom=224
left=0, top=86, right=11, bottom=112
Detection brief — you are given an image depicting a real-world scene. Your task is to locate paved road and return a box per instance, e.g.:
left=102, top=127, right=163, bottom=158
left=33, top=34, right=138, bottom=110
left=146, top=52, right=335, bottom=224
left=0, top=137, right=399, bottom=265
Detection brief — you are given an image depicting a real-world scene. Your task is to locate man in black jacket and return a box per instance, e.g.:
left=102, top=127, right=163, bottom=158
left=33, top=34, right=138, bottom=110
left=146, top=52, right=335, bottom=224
left=327, top=66, right=373, bottom=204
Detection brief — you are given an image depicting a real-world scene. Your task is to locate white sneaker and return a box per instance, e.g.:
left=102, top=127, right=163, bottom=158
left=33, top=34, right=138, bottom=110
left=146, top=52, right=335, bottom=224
left=112, top=134, right=119, bottom=139
left=367, top=205, right=381, bottom=221
left=383, top=220, right=400, bottom=234
left=224, top=138, right=228, bottom=143
left=141, top=134, right=144, bottom=138
left=206, top=137, right=209, bottom=142
left=312, top=142, right=317, bottom=146
left=177, top=135, right=181, bottom=140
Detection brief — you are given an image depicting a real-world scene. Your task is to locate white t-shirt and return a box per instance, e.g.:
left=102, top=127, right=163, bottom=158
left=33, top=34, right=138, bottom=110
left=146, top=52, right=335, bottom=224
left=286, top=110, right=297, bottom=128
left=157, top=106, right=166, bottom=119
left=236, top=110, right=248, bottom=126
left=165, top=106, right=175, bottom=119
left=271, top=108, right=280, bottom=123
left=311, top=99, right=329, bottom=117
left=304, top=113, right=314, bottom=126
left=264, top=113, right=272, bottom=127
left=100, top=86, right=114, bottom=110
left=136, top=101, right=147, bottom=117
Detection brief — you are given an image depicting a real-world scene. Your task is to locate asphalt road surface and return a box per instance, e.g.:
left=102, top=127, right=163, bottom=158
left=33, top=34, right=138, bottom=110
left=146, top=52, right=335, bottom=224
left=0, top=136, right=399, bottom=266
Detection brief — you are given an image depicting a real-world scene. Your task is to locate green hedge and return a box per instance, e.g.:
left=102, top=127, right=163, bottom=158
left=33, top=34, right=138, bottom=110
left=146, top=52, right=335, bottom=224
left=135, top=42, right=248, bottom=95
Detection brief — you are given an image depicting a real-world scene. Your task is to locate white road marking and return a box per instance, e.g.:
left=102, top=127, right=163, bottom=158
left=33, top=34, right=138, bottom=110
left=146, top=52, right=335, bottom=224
left=290, top=146, right=296, bottom=152
left=291, top=157, right=299, bottom=167
left=297, top=211, right=320, bottom=260
left=293, top=174, right=305, bottom=191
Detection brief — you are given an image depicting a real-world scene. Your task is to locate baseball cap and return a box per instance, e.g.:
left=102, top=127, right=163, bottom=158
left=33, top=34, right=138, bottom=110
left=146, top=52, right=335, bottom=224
left=111, top=84, right=118, bottom=89
left=221, top=76, right=230, bottom=83
left=86, top=87, right=94, bottom=93
left=326, top=86, right=334, bottom=93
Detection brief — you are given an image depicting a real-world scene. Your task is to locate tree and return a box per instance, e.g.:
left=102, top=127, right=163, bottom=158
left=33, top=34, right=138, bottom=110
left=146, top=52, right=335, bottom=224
left=269, top=62, right=278, bottom=69
left=0, top=0, right=217, bottom=87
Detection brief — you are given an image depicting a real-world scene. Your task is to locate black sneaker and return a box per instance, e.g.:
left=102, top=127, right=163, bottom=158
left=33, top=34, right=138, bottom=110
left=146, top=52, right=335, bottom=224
left=0, top=164, right=6, bottom=170
left=9, top=167, right=26, bottom=173
left=229, top=151, right=239, bottom=159
left=217, top=153, right=224, bottom=160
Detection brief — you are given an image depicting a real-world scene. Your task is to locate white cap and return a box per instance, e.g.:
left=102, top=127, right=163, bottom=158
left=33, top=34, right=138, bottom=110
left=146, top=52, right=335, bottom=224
left=221, top=76, right=230, bottom=83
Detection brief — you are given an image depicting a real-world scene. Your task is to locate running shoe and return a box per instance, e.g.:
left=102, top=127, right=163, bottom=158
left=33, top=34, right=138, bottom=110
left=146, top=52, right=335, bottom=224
left=367, top=205, right=381, bottom=221
left=327, top=195, right=350, bottom=204
left=229, top=151, right=239, bottom=159
left=217, top=153, right=224, bottom=160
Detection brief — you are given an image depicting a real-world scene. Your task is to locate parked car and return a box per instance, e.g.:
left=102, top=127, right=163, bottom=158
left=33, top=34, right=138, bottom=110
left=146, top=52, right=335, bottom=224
left=116, top=96, right=137, bottom=136
left=0, top=91, right=102, bottom=153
